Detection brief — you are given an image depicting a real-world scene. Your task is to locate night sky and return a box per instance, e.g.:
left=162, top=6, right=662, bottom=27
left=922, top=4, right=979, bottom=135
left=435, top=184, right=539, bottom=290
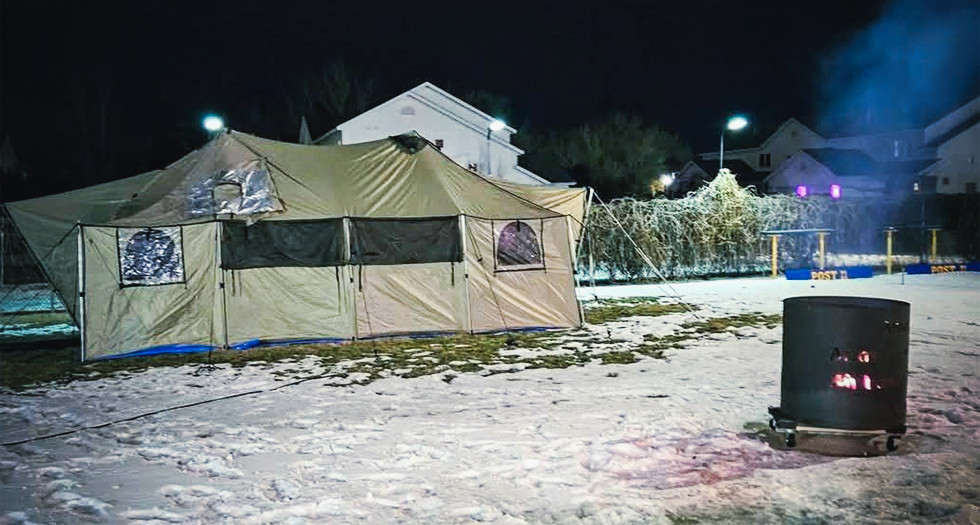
left=2, top=0, right=978, bottom=198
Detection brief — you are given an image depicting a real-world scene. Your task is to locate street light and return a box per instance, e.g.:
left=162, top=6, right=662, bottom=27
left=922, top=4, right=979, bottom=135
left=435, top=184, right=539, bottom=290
left=203, top=115, right=224, bottom=134
left=486, top=119, right=506, bottom=176
left=719, top=116, right=748, bottom=174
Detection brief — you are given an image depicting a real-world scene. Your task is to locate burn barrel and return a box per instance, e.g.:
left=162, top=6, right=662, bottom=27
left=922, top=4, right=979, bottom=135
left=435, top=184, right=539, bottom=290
left=777, top=296, right=910, bottom=432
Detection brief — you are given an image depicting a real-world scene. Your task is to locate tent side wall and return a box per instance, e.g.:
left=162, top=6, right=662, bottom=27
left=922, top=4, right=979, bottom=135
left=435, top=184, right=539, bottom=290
left=82, top=223, right=219, bottom=359
left=464, top=216, right=580, bottom=331
left=353, top=262, right=468, bottom=337
left=4, top=206, right=80, bottom=320
left=223, top=265, right=356, bottom=345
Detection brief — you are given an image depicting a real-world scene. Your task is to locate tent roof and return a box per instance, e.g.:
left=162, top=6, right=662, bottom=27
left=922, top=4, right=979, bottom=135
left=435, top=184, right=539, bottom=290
left=7, top=130, right=562, bottom=230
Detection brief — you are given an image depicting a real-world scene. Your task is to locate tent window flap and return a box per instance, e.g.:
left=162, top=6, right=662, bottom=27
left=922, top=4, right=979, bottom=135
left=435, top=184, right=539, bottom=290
left=117, top=226, right=186, bottom=286
left=350, top=217, right=462, bottom=265
left=189, top=163, right=283, bottom=218
left=495, top=220, right=545, bottom=270
left=221, top=220, right=344, bottom=269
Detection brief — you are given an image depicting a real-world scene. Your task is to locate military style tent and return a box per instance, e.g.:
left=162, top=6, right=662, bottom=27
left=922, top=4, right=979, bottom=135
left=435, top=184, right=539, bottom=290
left=4, top=131, right=583, bottom=360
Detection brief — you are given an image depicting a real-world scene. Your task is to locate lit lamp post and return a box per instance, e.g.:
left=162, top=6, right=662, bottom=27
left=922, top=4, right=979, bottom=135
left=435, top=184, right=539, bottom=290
left=719, top=116, right=748, bottom=174
left=659, top=173, right=675, bottom=196
left=203, top=115, right=225, bottom=137
left=486, top=119, right=506, bottom=176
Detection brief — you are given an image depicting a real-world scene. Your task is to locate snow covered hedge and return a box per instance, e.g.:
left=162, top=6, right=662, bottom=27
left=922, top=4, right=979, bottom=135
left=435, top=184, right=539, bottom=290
left=582, top=171, right=872, bottom=280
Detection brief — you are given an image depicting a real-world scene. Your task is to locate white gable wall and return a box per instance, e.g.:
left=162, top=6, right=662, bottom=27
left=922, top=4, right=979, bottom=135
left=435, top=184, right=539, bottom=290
left=335, top=84, right=548, bottom=185
left=934, top=121, right=980, bottom=194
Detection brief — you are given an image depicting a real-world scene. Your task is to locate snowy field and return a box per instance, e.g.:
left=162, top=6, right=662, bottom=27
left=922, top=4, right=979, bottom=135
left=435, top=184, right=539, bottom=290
left=1, top=273, right=978, bottom=524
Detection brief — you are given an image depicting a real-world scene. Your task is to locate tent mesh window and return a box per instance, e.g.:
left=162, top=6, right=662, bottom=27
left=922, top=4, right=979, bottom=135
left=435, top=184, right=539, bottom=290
left=350, top=217, right=462, bottom=265
left=495, top=220, right=544, bottom=270
left=221, top=219, right=345, bottom=269
left=117, top=227, right=185, bottom=287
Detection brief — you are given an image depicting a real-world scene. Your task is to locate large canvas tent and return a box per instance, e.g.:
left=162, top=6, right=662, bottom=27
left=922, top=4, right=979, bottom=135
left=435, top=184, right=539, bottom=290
left=4, top=131, right=583, bottom=360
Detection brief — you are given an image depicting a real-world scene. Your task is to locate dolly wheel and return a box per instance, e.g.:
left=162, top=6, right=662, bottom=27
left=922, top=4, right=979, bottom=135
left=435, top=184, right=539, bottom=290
left=769, top=418, right=776, bottom=431
left=886, top=436, right=898, bottom=452
left=785, top=433, right=797, bottom=448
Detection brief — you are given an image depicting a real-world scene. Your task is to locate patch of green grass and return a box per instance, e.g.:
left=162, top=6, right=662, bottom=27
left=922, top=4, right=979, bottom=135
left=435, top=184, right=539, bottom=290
left=584, top=298, right=689, bottom=324
left=0, top=308, right=781, bottom=391
left=599, top=351, right=638, bottom=365
left=681, top=313, right=781, bottom=334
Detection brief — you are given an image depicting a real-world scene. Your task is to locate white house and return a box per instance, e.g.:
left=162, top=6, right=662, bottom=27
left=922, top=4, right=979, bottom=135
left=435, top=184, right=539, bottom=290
left=699, top=96, right=980, bottom=198
left=700, top=118, right=825, bottom=175
left=923, top=95, right=980, bottom=194
left=312, top=82, right=552, bottom=186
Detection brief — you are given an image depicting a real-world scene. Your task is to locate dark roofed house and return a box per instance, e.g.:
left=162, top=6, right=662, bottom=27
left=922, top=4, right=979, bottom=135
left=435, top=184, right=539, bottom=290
left=672, top=158, right=767, bottom=197
left=765, top=147, right=939, bottom=199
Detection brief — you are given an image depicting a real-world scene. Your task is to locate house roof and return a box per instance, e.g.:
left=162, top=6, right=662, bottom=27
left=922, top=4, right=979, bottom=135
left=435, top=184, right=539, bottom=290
left=691, top=158, right=767, bottom=186
left=699, top=117, right=821, bottom=155
left=924, top=113, right=980, bottom=147
left=802, top=148, right=877, bottom=176
left=802, top=148, right=939, bottom=177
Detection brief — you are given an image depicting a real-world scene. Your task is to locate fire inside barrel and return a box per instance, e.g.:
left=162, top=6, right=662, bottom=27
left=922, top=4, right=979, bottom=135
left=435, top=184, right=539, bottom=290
left=774, top=296, right=910, bottom=434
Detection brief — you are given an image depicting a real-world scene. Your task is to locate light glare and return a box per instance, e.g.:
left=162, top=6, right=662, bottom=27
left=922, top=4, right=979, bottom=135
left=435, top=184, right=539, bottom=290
left=203, top=115, right=224, bottom=132
left=488, top=119, right=506, bottom=131
left=830, top=184, right=842, bottom=199
left=727, top=116, right=748, bottom=131
left=795, top=185, right=808, bottom=198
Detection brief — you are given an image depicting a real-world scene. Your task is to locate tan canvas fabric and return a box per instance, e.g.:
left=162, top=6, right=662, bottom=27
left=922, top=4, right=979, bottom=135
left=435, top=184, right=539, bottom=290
left=463, top=217, right=580, bottom=331
left=6, top=132, right=581, bottom=359
left=223, top=266, right=355, bottom=344
left=487, top=181, right=588, bottom=242
left=81, top=223, right=218, bottom=359
left=354, top=263, right=468, bottom=337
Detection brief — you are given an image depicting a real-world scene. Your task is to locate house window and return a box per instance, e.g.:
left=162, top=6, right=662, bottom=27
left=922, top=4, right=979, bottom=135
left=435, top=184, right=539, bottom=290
left=967, top=182, right=978, bottom=194
left=435, top=139, right=444, bottom=150
left=942, top=177, right=950, bottom=185
left=893, top=140, right=908, bottom=159
left=759, top=153, right=771, bottom=168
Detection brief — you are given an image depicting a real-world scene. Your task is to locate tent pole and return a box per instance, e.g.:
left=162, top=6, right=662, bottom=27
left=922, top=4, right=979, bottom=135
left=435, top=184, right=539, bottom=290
left=459, top=215, right=474, bottom=334
left=572, top=188, right=594, bottom=327
left=216, top=221, right=228, bottom=361
left=344, top=217, right=358, bottom=340
left=77, top=223, right=86, bottom=362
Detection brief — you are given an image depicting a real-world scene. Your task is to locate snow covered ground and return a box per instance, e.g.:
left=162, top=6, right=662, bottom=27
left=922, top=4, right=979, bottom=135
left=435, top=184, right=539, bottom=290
left=1, top=273, right=978, bottom=524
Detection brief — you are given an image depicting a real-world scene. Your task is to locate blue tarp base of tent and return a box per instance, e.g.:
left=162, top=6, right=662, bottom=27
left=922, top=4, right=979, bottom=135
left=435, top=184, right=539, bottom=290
left=91, top=327, right=565, bottom=361
left=784, top=266, right=874, bottom=280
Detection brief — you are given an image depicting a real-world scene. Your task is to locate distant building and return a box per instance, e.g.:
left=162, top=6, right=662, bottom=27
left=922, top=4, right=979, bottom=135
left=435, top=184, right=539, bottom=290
left=700, top=118, right=824, bottom=177
left=672, top=158, right=765, bottom=197
left=694, top=96, right=980, bottom=199
left=766, top=148, right=938, bottom=199
left=312, top=82, right=555, bottom=186
left=923, top=96, right=980, bottom=195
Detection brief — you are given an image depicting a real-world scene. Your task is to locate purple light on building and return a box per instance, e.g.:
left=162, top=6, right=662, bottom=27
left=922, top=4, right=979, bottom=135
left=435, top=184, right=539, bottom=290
left=795, top=185, right=808, bottom=198
left=830, top=184, right=842, bottom=199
